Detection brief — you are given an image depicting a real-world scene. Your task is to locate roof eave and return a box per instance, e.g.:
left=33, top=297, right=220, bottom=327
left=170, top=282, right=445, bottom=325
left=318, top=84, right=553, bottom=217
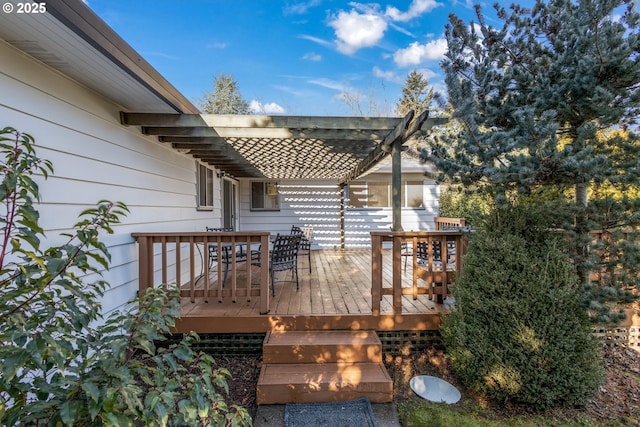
left=48, top=0, right=199, bottom=114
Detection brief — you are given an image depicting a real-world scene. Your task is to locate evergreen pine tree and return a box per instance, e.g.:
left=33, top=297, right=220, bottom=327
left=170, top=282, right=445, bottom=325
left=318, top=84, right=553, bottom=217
left=396, top=70, right=435, bottom=116
left=198, top=73, right=250, bottom=114
left=429, top=0, right=640, bottom=294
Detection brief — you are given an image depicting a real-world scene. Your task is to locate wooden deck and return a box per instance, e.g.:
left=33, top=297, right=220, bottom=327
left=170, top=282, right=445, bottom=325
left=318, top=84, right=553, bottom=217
left=174, top=249, right=454, bottom=334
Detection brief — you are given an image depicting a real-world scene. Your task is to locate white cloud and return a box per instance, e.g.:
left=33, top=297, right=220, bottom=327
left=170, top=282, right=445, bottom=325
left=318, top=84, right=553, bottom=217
left=414, top=67, right=438, bottom=80
left=451, top=0, right=474, bottom=8
left=250, top=100, right=285, bottom=114
left=299, top=34, right=333, bottom=49
left=386, top=0, right=442, bottom=22
left=273, top=85, right=315, bottom=97
left=393, top=38, right=447, bottom=67
left=324, top=1, right=444, bottom=56
left=373, top=66, right=403, bottom=84
left=328, top=10, right=388, bottom=55
left=308, top=78, right=347, bottom=92
left=389, top=22, right=416, bottom=38
left=283, top=0, right=322, bottom=15
left=432, top=80, right=448, bottom=99
left=302, top=52, right=322, bottom=61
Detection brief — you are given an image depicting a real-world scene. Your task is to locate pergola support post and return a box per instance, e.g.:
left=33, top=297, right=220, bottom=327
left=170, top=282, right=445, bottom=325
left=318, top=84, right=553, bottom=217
left=339, top=184, right=346, bottom=250
left=391, top=140, right=402, bottom=232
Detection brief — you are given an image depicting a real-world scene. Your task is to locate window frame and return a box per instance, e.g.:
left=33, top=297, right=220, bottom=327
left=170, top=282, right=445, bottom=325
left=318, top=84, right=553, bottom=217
left=347, top=180, right=425, bottom=209
left=196, top=163, right=215, bottom=211
left=250, top=180, right=280, bottom=211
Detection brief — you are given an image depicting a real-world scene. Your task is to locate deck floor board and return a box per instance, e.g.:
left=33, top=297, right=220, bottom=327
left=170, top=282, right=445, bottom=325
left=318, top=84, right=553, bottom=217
left=174, top=249, right=453, bottom=333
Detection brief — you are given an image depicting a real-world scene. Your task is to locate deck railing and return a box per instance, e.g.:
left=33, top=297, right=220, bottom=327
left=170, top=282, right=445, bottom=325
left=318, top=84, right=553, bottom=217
left=434, top=217, right=466, bottom=230
left=370, top=230, right=467, bottom=314
left=131, top=231, right=271, bottom=314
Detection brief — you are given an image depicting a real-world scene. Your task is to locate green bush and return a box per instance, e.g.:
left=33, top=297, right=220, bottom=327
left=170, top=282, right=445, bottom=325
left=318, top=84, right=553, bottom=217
left=440, top=205, right=603, bottom=408
left=438, top=184, right=492, bottom=226
left=0, top=127, right=251, bottom=426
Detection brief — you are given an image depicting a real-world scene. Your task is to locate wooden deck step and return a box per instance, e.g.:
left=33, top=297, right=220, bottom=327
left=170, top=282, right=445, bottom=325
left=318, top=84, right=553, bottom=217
left=262, top=330, right=383, bottom=364
left=257, top=330, right=393, bottom=404
left=256, top=362, right=393, bottom=404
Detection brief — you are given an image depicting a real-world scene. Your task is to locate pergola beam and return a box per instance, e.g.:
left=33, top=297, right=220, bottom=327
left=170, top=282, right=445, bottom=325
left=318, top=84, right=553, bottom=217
left=340, top=110, right=423, bottom=184
left=144, top=126, right=388, bottom=140
left=171, top=143, right=238, bottom=152
left=121, top=112, right=400, bottom=130
left=159, top=136, right=228, bottom=144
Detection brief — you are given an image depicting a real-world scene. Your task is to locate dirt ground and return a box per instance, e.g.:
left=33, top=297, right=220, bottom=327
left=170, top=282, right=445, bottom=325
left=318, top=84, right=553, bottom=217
left=216, top=343, right=640, bottom=425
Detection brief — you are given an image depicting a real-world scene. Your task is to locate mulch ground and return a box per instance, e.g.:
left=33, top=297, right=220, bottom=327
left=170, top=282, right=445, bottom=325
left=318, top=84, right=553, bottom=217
left=216, top=343, right=640, bottom=425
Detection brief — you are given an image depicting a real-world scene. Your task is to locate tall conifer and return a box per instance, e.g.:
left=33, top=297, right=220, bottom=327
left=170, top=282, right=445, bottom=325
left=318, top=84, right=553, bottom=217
left=198, top=73, right=250, bottom=114
left=430, top=0, right=640, bottom=294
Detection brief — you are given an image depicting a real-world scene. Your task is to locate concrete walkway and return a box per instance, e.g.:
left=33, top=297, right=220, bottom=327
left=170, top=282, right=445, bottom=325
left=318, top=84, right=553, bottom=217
left=254, top=403, right=401, bottom=426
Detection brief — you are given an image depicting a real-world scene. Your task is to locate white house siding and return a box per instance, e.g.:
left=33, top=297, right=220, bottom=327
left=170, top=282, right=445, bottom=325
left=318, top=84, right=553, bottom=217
left=0, top=41, right=222, bottom=314
left=238, top=179, right=341, bottom=249
left=345, top=172, right=440, bottom=248
left=237, top=173, right=439, bottom=249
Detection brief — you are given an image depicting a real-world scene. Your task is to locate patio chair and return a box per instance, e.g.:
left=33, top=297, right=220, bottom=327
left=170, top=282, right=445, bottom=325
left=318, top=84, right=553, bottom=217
left=414, top=239, right=456, bottom=303
left=291, top=225, right=313, bottom=272
left=416, top=239, right=457, bottom=272
left=206, top=226, right=244, bottom=286
left=390, top=226, right=413, bottom=270
left=252, top=233, right=300, bottom=296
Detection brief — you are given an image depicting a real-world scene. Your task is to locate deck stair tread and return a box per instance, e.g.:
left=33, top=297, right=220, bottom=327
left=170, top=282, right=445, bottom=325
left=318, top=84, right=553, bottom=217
left=257, top=362, right=392, bottom=404
left=257, top=330, right=393, bottom=404
left=262, top=330, right=382, bottom=364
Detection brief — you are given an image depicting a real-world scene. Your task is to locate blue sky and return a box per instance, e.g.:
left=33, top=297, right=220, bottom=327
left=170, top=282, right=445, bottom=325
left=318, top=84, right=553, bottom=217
left=87, top=0, right=526, bottom=116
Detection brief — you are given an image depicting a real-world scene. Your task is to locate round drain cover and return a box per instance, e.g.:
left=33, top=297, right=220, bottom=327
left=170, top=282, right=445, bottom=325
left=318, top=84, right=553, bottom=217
left=409, top=375, right=461, bottom=404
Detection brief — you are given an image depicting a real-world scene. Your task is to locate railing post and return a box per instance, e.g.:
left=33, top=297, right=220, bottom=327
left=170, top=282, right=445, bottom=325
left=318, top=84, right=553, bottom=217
left=259, top=233, right=270, bottom=314
left=189, top=237, right=195, bottom=303
left=392, top=233, right=403, bottom=314
left=371, top=233, right=383, bottom=315
left=245, top=235, right=252, bottom=302
left=137, top=235, right=153, bottom=296
left=161, top=236, right=167, bottom=287
left=175, top=239, right=181, bottom=292
left=203, top=235, right=210, bottom=303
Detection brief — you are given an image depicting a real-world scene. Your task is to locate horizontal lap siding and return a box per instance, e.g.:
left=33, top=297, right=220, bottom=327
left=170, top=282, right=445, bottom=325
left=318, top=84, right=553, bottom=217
left=0, top=42, right=221, bottom=314
left=345, top=172, right=439, bottom=248
left=238, top=180, right=341, bottom=249
left=238, top=176, right=440, bottom=249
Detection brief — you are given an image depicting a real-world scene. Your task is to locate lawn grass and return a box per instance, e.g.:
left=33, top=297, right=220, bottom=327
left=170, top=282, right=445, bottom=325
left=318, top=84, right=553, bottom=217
left=397, top=400, right=629, bottom=427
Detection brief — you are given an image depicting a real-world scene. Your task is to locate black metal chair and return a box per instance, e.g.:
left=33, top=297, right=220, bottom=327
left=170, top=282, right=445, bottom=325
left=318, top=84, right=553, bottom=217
left=291, top=225, right=313, bottom=272
left=415, top=239, right=456, bottom=271
left=252, top=233, right=300, bottom=296
left=206, top=226, right=242, bottom=286
left=415, top=239, right=457, bottom=303
left=390, top=226, right=413, bottom=270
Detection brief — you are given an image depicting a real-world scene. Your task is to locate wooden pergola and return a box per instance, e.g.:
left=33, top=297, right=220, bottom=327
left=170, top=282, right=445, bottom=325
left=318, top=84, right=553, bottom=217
left=120, top=110, right=447, bottom=231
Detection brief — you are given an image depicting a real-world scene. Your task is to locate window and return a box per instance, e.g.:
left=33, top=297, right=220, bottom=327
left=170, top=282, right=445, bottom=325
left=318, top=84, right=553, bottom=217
left=251, top=181, right=279, bottom=210
left=347, top=183, right=366, bottom=208
left=348, top=180, right=423, bottom=208
left=368, top=182, right=390, bottom=207
left=197, top=163, right=214, bottom=210
left=403, top=181, right=424, bottom=208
